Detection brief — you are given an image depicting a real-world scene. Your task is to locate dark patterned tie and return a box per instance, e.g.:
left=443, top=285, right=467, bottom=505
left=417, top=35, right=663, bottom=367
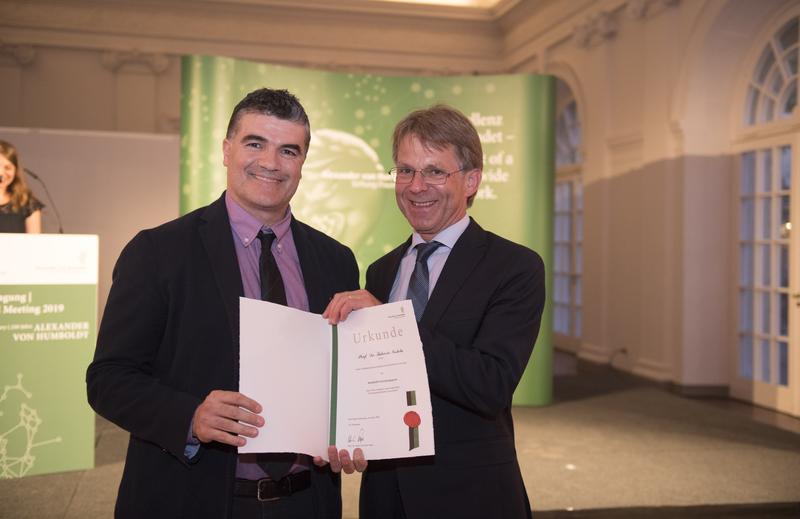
left=407, top=241, right=442, bottom=321
left=257, top=230, right=287, bottom=306
left=255, top=230, right=294, bottom=478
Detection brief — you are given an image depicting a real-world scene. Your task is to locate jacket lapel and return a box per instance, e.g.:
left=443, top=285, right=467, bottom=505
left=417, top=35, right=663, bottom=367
left=198, top=194, right=243, bottom=342
left=421, top=218, right=486, bottom=327
left=373, top=238, right=410, bottom=303
left=291, top=218, right=328, bottom=313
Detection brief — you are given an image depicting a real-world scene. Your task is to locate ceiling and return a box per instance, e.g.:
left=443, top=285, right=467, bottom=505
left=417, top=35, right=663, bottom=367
left=371, top=0, right=506, bottom=6
left=361, top=0, right=525, bottom=20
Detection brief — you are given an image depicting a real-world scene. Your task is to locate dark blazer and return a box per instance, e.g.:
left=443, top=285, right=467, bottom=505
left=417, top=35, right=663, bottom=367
left=86, top=193, right=359, bottom=519
left=360, top=218, right=545, bottom=519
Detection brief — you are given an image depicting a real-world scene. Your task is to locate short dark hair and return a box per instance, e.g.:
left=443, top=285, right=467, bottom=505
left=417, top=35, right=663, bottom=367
left=392, top=104, right=482, bottom=206
left=226, top=88, right=311, bottom=150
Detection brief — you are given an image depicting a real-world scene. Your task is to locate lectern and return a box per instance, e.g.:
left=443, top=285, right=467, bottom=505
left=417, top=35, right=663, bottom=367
left=0, top=233, right=98, bottom=478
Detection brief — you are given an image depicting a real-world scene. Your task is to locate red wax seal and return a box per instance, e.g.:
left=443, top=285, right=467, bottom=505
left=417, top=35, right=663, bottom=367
left=403, top=411, right=421, bottom=428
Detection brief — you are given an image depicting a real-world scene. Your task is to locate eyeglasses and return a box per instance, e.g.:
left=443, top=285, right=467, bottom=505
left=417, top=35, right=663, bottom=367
left=388, top=166, right=465, bottom=185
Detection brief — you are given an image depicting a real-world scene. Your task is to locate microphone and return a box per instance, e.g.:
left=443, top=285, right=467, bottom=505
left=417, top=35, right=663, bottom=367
left=24, top=168, right=64, bottom=234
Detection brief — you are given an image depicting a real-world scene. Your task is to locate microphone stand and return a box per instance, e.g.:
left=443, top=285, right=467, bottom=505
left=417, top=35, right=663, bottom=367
left=24, top=168, right=64, bottom=233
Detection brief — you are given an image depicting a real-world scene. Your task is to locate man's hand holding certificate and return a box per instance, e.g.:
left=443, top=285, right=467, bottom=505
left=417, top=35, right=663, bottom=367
left=239, top=298, right=435, bottom=462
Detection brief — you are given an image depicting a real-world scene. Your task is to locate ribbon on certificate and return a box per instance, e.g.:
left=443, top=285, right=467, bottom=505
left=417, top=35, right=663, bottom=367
left=404, top=389, right=421, bottom=450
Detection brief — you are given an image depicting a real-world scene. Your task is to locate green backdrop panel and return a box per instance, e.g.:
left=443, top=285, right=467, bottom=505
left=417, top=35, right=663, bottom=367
left=181, top=56, right=553, bottom=406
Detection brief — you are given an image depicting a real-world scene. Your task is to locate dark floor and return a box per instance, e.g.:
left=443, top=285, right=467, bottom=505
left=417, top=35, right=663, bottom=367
left=1, top=352, right=799, bottom=518
left=525, top=353, right=800, bottom=517
left=536, top=502, right=800, bottom=518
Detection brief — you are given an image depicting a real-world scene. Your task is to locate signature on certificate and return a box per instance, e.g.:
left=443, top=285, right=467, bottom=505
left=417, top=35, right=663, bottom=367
left=347, top=428, right=366, bottom=443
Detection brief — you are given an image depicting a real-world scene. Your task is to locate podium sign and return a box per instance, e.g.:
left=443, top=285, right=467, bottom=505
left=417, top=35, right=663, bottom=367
left=0, top=234, right=98, bottom=478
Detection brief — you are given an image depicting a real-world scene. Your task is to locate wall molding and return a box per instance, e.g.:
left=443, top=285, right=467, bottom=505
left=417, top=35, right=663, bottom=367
left=100, top=49, right=170, bottom=74
left=574, top=10, right=619, bottom=48
left=573, top=0, right=679, bottom=49
left=577, top=341, right=612, bottom=364
left=631, top=357, right=672, bottom=382
left=0, top=41, right=36, bottom=67
left=0, top=0, right=505, bottom=75
left=626, top=0, right=680, bottom=20
left=606, top=132, right=644, bottom=174
left=191, top=0, right=523, bottom=22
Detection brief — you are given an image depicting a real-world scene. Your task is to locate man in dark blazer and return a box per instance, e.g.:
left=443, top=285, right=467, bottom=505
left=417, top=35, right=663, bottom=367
left=324, top=104, right=545, bottom=518
left=87, top=89, right=358, bottom=518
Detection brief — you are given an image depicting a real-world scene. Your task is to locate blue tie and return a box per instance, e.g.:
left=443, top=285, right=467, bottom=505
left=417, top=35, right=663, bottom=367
left=407, top=241, right=442, bottom=321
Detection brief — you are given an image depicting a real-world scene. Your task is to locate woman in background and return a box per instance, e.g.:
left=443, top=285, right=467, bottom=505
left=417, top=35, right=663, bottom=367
left=0, top=140, right=43, bottom=233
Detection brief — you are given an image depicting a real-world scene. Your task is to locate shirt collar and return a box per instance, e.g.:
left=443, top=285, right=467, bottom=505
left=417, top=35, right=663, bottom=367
left=407, top=214, right=470, bottom=255
left=225, top=191, right=293, bottom=248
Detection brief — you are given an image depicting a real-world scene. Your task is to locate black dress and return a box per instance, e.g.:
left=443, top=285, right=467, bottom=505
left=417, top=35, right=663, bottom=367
left=0, top=198, right=44, bottom=233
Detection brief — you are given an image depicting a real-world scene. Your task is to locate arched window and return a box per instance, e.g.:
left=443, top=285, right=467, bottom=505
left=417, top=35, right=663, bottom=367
left=744, top=17, right=798, bottom=126
left=556, top=98, right=582, bottom=168
left=734, top=13, right=799, bottom=415
left=553, top=78, right=583, bottom=349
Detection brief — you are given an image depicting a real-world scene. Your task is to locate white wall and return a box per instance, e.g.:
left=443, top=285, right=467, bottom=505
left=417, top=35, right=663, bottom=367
left=510, top=0, right=797, bottom=390
left=2, top=0, right=797, bottom=391
left=0, top=127, right=180, bottom=316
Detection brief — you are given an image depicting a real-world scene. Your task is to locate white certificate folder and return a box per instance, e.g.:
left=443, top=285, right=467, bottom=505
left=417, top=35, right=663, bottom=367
left=239, top=298, right=435, bottom=461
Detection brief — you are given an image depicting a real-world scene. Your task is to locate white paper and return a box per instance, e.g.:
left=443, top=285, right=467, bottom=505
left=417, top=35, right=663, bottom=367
left=335, top=300, right=435, bottom=460
left=238, top=298, right=434, bottom=461
left=239, top=298, right=331, bottom=457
